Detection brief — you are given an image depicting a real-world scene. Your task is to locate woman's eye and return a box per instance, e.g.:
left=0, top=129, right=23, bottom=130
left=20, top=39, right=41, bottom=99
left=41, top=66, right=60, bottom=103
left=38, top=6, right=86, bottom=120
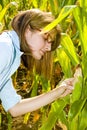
left=43, top=33, right=55, bottom=43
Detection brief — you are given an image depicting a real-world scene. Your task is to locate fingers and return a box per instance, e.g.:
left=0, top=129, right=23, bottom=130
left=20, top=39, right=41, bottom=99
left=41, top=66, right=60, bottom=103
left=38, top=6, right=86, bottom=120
left=60, top=89, right=72, bottom=98
left=60, top=85, right=73, bottom=98
left=57, top=85, right=74, bottom=98
left=66, top=85, right=74, bottom=90
left=62, top=78, right=75, bottom=86
left=56, top=77, right=74, bottom=99
left=57, top=67, right=82, bottom=99
left=56, top=84, right=73, bottom=98
left=59, top=78, right=74, bottom=89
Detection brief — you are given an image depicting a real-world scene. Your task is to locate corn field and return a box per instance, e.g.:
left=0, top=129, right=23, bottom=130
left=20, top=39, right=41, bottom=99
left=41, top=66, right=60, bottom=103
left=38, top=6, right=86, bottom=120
left=0, top=0, right=87, bottom=130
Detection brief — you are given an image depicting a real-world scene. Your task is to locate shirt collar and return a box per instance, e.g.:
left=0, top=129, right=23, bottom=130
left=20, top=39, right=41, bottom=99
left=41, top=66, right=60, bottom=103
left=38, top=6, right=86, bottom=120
left=7, top=30, right=23, bottom=56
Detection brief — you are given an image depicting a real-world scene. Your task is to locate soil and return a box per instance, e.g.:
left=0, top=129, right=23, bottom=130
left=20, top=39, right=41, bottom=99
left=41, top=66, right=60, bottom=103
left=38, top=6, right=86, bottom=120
left=0, top=110, right=63, bottom=130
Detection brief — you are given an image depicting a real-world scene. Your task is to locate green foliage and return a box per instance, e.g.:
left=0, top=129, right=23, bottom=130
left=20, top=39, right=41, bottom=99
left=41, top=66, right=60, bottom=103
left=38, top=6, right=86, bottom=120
left=30, top=74, right=39, bottom=97
left=23, top=112, right=30, bottom=124
left=71, top=76, right=82, bottom=102
left=0, top=2, right=16, bottom=22
left=79, top=102, right=87, bottom=130
left=55, top=47, right=72, bottom=78
left=1, top=0, right=87, bottom=130
left=61, top=33, right=79, bottom=66
left=39, top=0, right=87, bottom=129
left=0, top=113, right=1, bottom=127
left=7, top=113, right=12, bottom=130
left=0, top=2, right=17, bottom=31
left=42, top=5, right=77, bottom=33
left=39, top=96, right=70, bottom=130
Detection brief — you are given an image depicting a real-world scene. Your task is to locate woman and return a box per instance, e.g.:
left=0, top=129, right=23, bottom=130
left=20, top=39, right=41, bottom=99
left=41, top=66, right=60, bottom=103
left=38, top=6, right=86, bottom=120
left=0, top=9, right=74, bottom=117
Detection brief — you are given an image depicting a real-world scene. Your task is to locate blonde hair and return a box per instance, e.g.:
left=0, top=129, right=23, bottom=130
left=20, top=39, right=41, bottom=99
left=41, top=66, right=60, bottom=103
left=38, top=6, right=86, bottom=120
left=11, top=9, right=61, bottom=79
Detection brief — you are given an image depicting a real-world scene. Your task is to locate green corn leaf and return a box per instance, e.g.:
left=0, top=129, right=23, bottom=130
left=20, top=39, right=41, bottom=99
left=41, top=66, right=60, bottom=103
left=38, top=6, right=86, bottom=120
left=67, top=0, right=76, bottom=5
left=68, top=98, right=87, bottom=121
left=0, top=4, right=2, bottom=11
left=71, top=76, right=82, bottom=103
left=69, top=100, right=87, bottom=130
left=41, top=5, right=77, bottom=33
left=40, top=76, right=51, bottom=92
left=79, top=0, right=87, bottom=7
left=79, top=103, right=87, bottom=130
left=0, top=113, right=1, bottom=127
left=0, top=2, right=17, bottom=22
left=49, top=0, right=59, bottom=15
left=73, top=7, right=82, bottom=33
left=32, top=0, right=38, bottom=8
left=61, top=33, right=79, bottom=66
left=23, top=113, right=30, bottom=124
left=39, top=97, right=69, bottom=130
left=39, top=0, right=48, bottom=10
left=69, top=116, right=79, bottom=130
left=7, top=113, right=12, bottom=130
left=73, top=6, right=85, bottom=55
left=49, top=0, right=56, bottom=15
left=31, top=75, right=39, bottom=97
left=56, top=47, right=72, bottom=78
left=73, top=5, right=87, bottom=56
left=58, top=111, right=68, bottom=129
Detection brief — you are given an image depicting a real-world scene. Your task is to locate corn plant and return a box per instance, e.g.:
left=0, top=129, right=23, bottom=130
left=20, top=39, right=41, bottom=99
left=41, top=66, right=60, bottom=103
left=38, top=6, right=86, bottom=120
left=39, top=0, right=87, bottom=130
left=0, top=2, right=17, bottom=31
left=1, top=0, right=87, bottom=130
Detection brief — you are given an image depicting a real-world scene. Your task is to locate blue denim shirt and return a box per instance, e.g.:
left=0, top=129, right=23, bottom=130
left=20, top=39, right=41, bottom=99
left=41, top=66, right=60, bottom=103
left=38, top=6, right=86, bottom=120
left=0, top=30, right=23, bottom=111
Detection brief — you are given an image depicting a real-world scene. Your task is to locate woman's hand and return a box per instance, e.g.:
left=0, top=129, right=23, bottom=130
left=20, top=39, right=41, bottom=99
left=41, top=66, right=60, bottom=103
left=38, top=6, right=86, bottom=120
left=56, top=78, right=74, bottom=98
left=57, top=67, right=82, bottom=98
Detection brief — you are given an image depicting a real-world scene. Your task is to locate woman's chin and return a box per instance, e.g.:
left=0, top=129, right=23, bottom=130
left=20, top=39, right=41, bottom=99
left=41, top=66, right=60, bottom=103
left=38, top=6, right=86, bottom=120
left=33, top=55, right=42, bottom=60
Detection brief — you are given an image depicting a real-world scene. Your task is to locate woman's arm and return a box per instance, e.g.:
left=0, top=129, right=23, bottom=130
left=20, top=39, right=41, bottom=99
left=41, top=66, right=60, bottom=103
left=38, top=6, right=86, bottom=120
left=9, top=80, right=74, bottom=117
left=8, top=67, right=81, bottom=117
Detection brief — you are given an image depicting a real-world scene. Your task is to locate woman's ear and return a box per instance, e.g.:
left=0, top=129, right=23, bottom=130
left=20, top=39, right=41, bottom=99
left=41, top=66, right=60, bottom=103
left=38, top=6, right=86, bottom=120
left=25, top=25, right=31, bottom=34
left=24, top=25, right=32, bottom=41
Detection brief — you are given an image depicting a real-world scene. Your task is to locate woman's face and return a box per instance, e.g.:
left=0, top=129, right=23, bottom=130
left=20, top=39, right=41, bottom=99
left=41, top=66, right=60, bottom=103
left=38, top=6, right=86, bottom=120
left=25, top=28, right=55, bottom=60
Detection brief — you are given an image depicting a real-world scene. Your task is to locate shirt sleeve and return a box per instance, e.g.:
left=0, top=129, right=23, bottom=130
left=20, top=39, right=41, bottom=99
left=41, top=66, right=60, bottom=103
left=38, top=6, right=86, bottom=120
left=0, top=78, right=21, bottom=111
left=0, top=32, right=22, bottom=111
left=0, top=42, right=12, bottom=73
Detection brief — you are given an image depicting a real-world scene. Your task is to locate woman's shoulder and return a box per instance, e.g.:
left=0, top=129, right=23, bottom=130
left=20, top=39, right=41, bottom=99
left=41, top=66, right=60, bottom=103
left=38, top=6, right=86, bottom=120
left=0, top=31, right=15, bottom=71
left=0, top=31, right=12, bottom=45
left=0, top=31, right=14, bottom=54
